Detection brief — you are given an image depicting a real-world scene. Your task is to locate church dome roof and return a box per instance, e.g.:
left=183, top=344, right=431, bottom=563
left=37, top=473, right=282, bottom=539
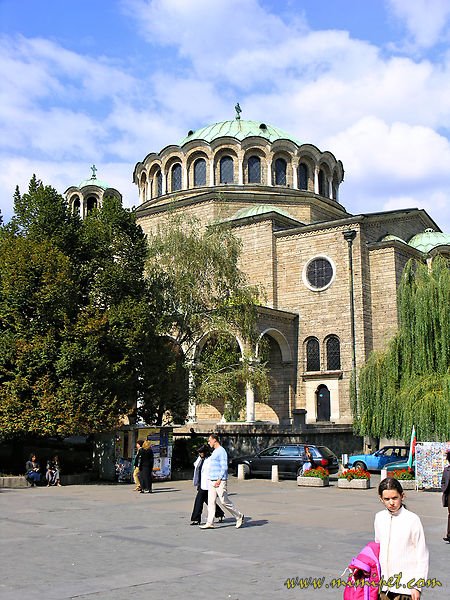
left=408, top=228, right=450, bottom=253
left=78, top=176, right=109, bottom=190
left=230, top=204, right=295, bottom=220
left=180, top=119, right=300, bottom=146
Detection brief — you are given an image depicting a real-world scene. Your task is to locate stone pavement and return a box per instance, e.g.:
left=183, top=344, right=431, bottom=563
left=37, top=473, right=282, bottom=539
left=1, top=476, right=448, bottom=600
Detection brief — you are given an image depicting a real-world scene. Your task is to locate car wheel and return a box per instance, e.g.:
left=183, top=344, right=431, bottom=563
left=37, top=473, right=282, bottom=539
left=296, top=467, right=303, bottom=477
left=353, top=461, right=366, bottom=470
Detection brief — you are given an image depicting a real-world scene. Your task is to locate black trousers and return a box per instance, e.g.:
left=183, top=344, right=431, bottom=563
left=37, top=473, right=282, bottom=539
left=140, top=465, right=153, bottom=492
left=191, top=488, right=225, bottom=522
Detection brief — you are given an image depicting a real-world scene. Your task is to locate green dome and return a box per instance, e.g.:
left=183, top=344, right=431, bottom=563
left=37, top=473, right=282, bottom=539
left=408, top=229, right=450, bottom=253
left=381, top=234, right=405, bottom=243
left=79, top=176, right=109, bottom=190
left=180, top=119, right=300, bottom=146
left=231, top=204, right=295, bottom=221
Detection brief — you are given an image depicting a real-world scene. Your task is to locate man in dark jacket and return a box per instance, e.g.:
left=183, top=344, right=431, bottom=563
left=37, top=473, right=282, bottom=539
left=441, top=450, right=450, bottom=542
left=138, top=440, right=154, bottom=494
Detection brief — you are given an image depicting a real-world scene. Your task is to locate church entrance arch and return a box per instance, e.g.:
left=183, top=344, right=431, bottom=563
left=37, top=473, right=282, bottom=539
left=316, top=385, right=330, bottom=421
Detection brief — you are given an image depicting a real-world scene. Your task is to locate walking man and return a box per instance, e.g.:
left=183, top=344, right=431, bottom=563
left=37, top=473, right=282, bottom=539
left=199, top=433, right=245, bottom=529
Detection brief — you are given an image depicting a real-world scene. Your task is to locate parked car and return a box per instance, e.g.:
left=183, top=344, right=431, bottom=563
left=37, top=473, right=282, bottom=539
left=346, top=446, right=409, bottom=471
left=385, top=458, right=415, bottom=473
left=230, top=443, right=339, bottom=479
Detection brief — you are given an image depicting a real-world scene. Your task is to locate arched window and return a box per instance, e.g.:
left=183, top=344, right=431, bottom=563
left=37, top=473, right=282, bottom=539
left=306, top=338, right=320, bottom=371
left=171, top=163, right=182, bottom=192
left=194, top=158, right=206, bottom=186
left=156, top=171, right=162, bottom=196
left=298, top=163, right=308, bottom=190
left=220, top=156, right=234, bottom=183
left=326, top=336, right=341, bottom=370
left=248, top=156, right=261, bottom=183
left=72, top=195, right=81, bottom=214
left=318, top=169, right=327, bottom=196
left=274, top=158, right=287, bottom=185
left=86, top=196, right=97, bottom=212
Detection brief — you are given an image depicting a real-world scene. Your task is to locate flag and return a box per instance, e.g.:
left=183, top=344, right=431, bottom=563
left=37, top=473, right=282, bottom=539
left=407, top=425, right=416, bottom=470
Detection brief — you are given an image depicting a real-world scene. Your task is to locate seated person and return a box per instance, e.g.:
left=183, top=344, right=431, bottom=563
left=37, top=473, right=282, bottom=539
left=25, top=454, right=41, bottom=486
left=46, top=457, right=58, bottom=486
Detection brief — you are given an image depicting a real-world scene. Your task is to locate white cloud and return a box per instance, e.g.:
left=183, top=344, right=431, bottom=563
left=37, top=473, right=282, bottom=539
left=1, top=1, right=450, bottom=234
left=386, top=0, right=450, bottom=49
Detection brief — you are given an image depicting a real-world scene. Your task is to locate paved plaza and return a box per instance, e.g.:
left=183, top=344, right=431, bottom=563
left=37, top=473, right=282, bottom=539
left=1, top=476, right=448, bottom=600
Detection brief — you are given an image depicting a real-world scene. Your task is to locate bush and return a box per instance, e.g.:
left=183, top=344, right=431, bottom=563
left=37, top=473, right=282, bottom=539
left=302, top=466, right=329, bottom=479
left=338, top=467, right=371, bottom=481
left=388, top=469, right=414, bottom=480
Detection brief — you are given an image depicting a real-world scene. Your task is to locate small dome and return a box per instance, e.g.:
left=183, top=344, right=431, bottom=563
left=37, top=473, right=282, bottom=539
left=230, top=204, right=295, bottom=220
left=408, top=229, right=450, bottom=253
left=79, top=176, right=109, bottom=190
left=180, top=119, right=300, bottom=146
left=381, top=234, right=406, bottom=243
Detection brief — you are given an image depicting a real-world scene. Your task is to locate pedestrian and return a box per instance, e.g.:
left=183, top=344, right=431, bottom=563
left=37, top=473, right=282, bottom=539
left=53, top=455, right=62, bottom=486
left=132, top=440, right=144, bottom=492
left=25, top=454, right=41, bottom=487
left=138, top=440, right=154, bottom=494
left=190, top=444, right=225, bottom=526
left=199, top=433, right=245, bottom=529
left=374, top=477, right=428, bottom=600
left=441, top=450, right=450, bottom=543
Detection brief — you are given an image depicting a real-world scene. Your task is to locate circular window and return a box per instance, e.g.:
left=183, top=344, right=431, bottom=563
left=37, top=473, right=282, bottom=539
left=303, top=256, right=335, bottom=291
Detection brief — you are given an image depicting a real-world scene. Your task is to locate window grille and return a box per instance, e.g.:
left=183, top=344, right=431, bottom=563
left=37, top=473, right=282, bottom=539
left=248, top=156, right=261, bottom=183
left=326, top=336, right=341, bottom=370
left=306, top=338, right=320, bottom=371
left=194, top=159, right=206, bottom=186
left=220, top=156, right=234, bottom=183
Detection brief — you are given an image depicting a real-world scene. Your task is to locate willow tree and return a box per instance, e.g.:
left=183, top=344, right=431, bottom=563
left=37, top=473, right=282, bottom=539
left=353, top=256, right=450, bottom=440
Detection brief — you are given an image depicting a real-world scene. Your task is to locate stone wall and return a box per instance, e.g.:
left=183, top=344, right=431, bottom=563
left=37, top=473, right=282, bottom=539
left=209, top=424, right=363, bottom=459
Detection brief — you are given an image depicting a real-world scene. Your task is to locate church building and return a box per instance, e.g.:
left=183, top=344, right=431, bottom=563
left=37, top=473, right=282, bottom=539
left=68, top=111, right=450, bottom=429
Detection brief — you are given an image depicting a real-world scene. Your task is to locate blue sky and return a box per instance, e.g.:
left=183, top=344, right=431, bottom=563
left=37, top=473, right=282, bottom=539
left=1, top=0, right=450, bottom=231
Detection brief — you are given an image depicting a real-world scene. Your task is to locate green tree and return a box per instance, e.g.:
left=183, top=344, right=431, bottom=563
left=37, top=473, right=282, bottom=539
left=145, top=213, right=268, bottom=421
left=353, top=257, right=450, bottom=440
left=0, top=177, right=160, bottom=437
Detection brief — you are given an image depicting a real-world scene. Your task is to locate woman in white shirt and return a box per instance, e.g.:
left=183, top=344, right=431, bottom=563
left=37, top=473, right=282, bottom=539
left=374, top=477, right=429, bottom=600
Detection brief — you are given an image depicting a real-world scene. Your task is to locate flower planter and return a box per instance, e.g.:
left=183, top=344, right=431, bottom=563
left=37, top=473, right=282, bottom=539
left=338, top=478, right=370, bottom=489
left=297, top=476, right=329, bottom=487
left=398, top=479, right=416, bottom=490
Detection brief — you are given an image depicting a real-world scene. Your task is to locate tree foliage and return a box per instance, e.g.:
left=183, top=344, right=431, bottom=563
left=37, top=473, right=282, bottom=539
left=145, top=213, right=268, bottom=421
left=0, top=176, right=158, bottom=438
left=353, top=257, right=450, bottom=440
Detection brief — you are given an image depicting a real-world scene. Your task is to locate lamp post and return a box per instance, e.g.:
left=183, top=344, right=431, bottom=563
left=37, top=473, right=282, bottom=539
left=343, top=229, right=358, bottom=408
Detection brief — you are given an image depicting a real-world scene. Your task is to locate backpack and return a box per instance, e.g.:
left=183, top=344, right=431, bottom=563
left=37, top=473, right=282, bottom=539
left=343, top=541, right=380, bottom=600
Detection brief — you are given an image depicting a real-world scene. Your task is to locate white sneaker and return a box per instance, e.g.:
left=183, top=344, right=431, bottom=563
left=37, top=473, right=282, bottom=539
left=236, top=514, right=245, bottom=529
left=199, top=523, right=215, bottom=529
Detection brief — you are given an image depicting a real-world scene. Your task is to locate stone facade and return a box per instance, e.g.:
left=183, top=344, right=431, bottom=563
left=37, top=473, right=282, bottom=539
left=131, top=117, right=444, bottom=428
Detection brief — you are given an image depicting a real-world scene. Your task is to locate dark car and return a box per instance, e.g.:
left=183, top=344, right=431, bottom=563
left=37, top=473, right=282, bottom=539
left=346, top=446, right=409, bottom=471
left=230, top=443, right=339, bottom=479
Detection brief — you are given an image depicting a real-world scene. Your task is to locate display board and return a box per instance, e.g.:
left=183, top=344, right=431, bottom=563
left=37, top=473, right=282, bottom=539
left=416, top=441, right=450, bottom=489
left=114, top=427, right=173, bottom=482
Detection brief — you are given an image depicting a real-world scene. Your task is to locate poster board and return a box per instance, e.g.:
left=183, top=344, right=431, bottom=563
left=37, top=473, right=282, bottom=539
left=115, top=426, right=173, bottom=482
left=415, top=441, right=450, bottom=490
